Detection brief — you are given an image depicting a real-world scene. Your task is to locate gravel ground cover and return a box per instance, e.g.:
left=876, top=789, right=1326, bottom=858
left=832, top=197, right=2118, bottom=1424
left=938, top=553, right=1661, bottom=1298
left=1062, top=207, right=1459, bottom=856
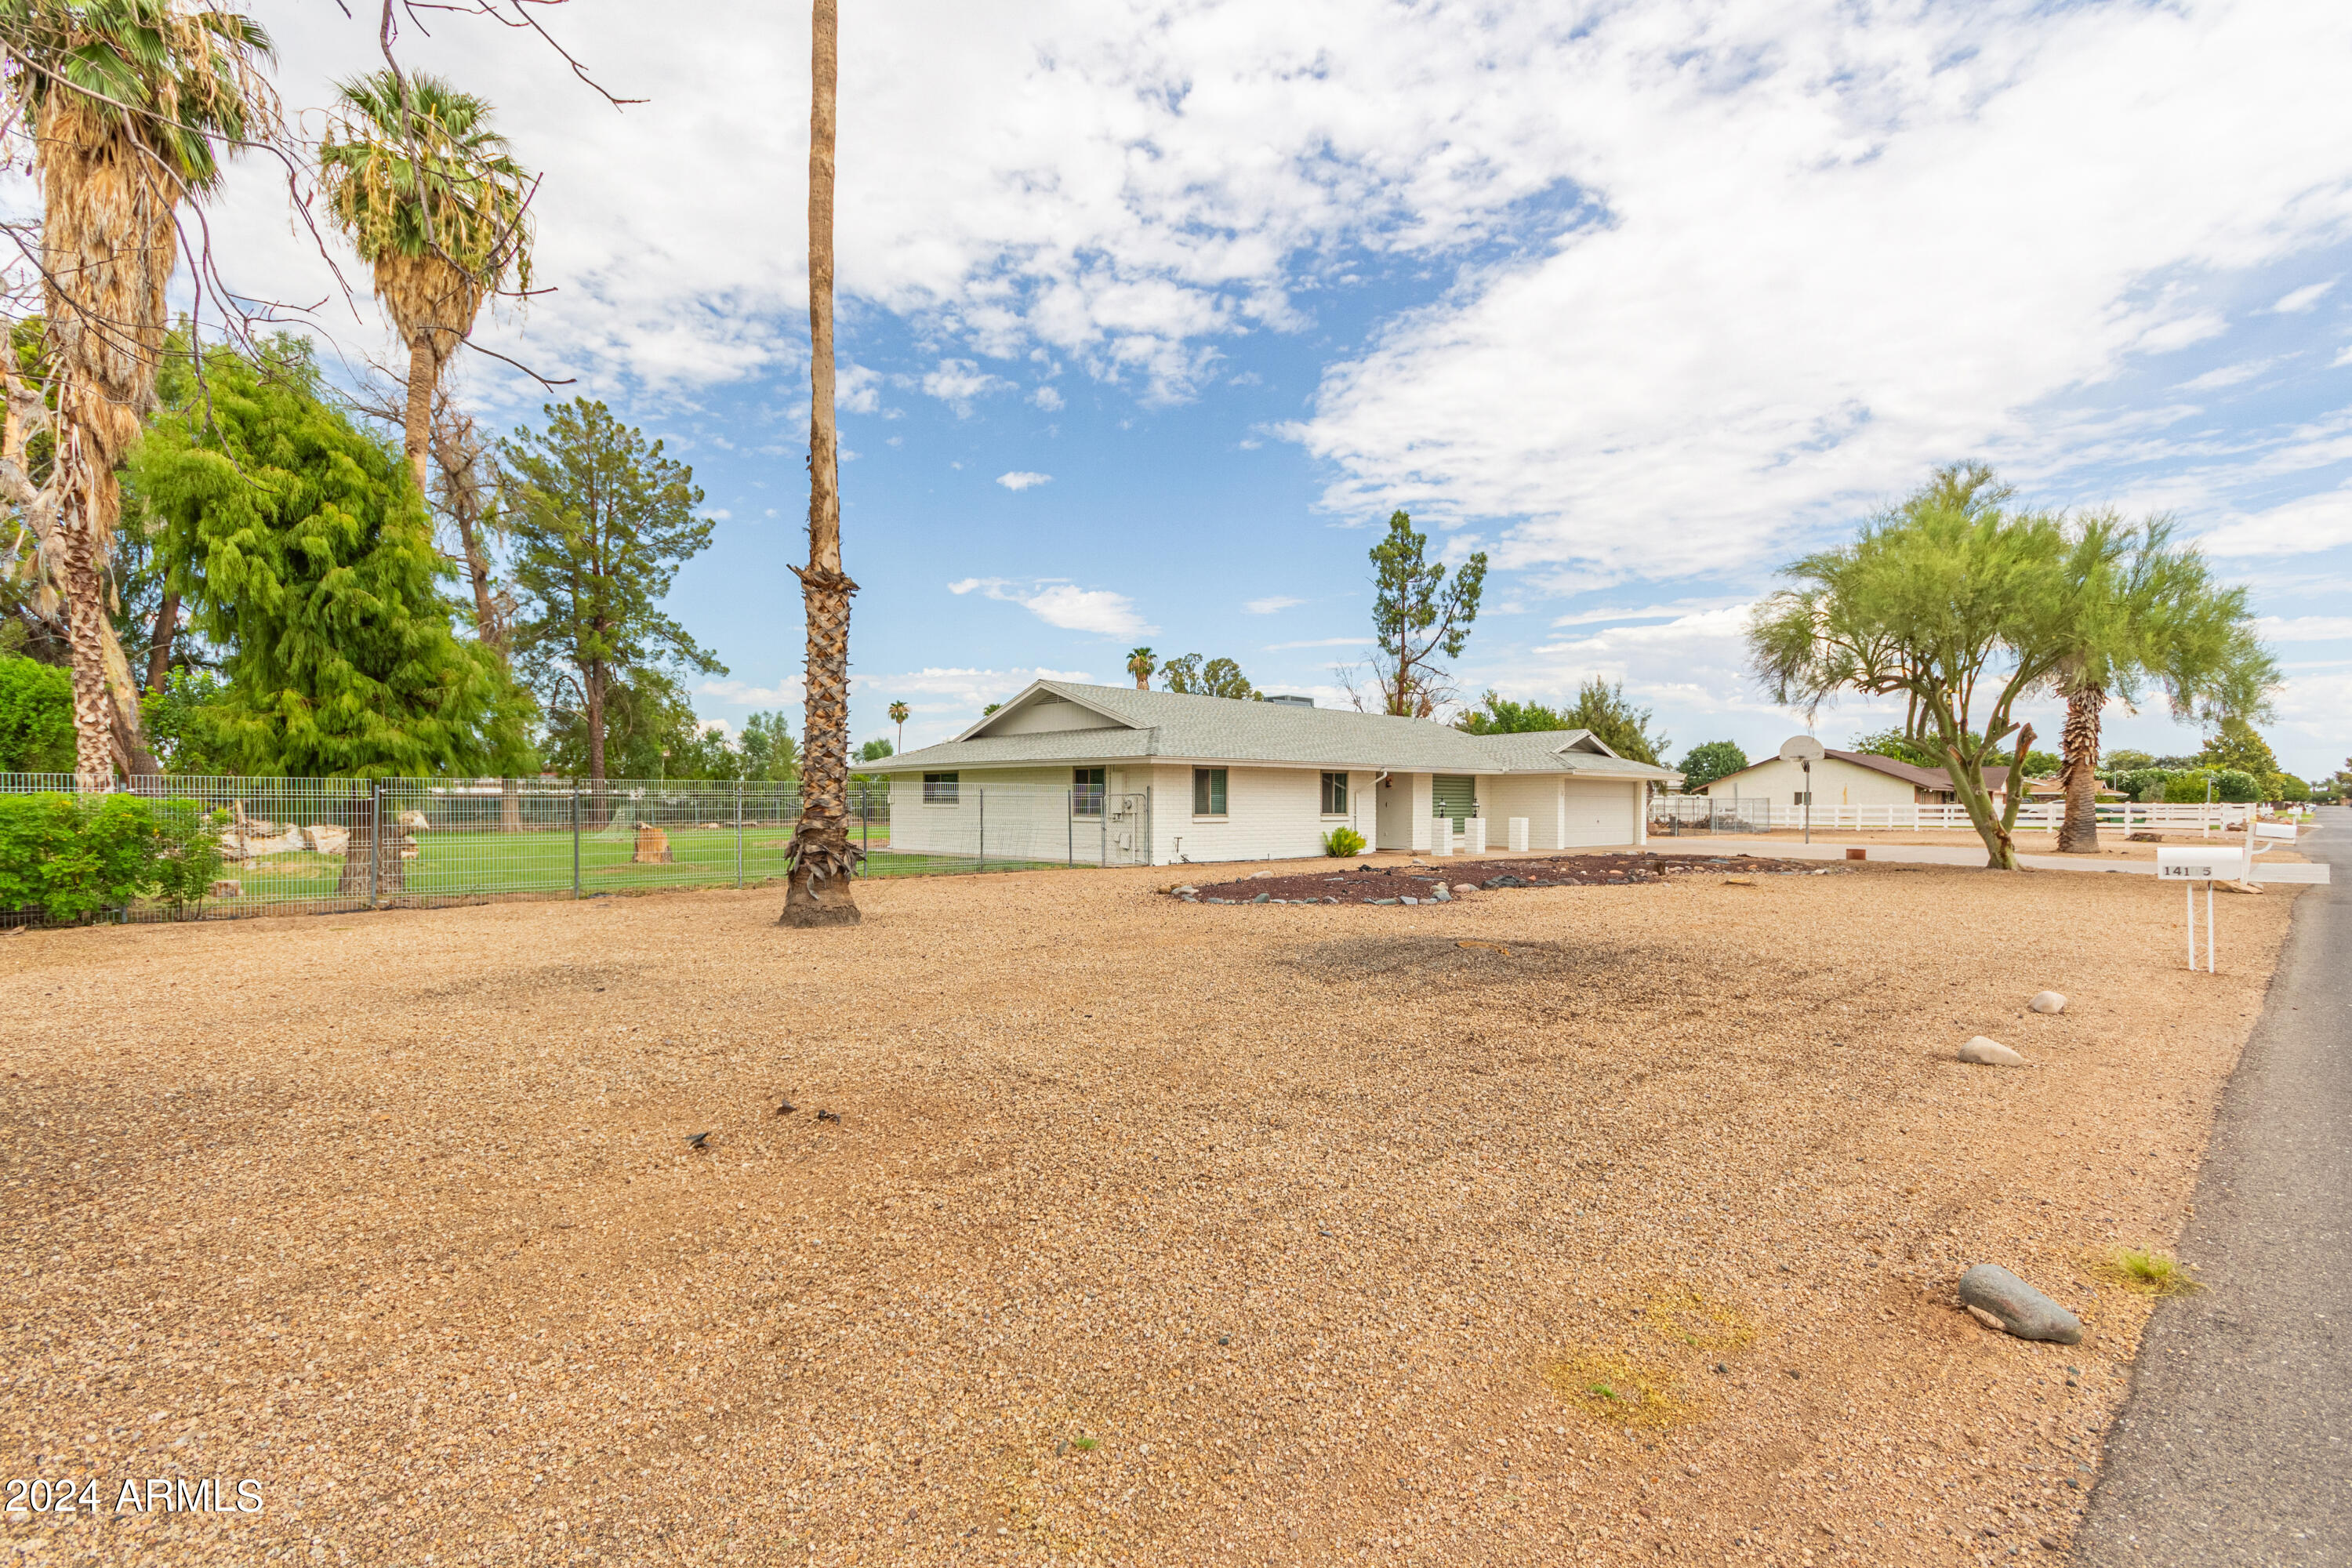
left=1181, top=854, right=1841, bottom=905
left=0, top=860, right=2299, bottom=1567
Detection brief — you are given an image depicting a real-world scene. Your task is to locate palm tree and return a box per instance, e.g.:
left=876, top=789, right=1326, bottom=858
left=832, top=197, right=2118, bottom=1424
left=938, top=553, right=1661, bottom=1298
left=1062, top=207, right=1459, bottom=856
left=781, top=0, right=858, bottom=927
left=1126, top=646, right=1155, bottom=690
left=2, top=0, right=274, bottom=785
left=887, top=699, right=909, bottom=753
left=2049, top=514, right=2272, bottom=852
left=319, top=70, right=532, bottom=498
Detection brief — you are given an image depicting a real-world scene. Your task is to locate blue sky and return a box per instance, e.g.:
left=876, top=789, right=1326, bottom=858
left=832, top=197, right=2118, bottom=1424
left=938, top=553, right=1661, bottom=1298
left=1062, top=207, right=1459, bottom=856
left=190, top=1, right=2352, bottom=777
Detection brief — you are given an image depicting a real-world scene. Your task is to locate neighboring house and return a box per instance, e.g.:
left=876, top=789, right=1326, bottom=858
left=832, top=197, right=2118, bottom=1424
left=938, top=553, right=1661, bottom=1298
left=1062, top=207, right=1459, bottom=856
left=1700, top=748, right=2016, bottom=808
left=872, top=681, right=1678, bottom=866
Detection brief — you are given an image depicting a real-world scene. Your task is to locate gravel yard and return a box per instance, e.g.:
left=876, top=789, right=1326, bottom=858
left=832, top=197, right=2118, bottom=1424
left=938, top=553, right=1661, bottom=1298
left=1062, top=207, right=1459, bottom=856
left=0, top=858, right=2301, bottom=1566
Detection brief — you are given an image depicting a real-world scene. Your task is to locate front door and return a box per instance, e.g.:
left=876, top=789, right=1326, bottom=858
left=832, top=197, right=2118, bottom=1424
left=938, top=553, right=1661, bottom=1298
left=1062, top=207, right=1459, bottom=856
left=1375, top=773, right=1414, bottom=850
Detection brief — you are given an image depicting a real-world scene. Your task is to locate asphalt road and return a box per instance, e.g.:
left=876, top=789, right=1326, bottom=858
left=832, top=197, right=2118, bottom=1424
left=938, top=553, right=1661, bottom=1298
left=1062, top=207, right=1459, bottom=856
left=2076, top=807, right=2350, bottom=1566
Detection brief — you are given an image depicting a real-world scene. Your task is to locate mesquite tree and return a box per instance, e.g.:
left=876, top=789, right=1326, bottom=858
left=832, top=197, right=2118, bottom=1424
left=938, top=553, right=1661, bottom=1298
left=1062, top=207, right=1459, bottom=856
left=782, top=0, right=858, bottom=927
left=1749, top=465, right=2078, bottom=870
left=1366, top=510, right=1486, bottom=717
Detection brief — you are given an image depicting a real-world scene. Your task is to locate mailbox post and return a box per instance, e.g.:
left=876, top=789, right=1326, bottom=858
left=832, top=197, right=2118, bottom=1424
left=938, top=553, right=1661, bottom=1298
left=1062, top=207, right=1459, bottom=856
left=2156, top=846, right=2246, bottom=971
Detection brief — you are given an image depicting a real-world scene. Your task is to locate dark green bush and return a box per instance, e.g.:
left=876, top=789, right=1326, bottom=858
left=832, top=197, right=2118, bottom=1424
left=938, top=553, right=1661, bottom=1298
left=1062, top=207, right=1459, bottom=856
left=0, top=793, right=226, bottom=924
left=0, top=656, right=75, bottom=773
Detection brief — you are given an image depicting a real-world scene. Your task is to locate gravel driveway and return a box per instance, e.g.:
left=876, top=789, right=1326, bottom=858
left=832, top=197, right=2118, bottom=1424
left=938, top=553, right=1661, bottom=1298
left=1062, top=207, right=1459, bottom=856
left=0, top=856, right=2304, bottom=1565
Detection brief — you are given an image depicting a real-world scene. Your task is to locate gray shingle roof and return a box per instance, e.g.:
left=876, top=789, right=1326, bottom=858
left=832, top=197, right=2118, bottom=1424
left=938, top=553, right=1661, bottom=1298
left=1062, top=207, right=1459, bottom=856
left=874, top=681, right=1679, bottom=779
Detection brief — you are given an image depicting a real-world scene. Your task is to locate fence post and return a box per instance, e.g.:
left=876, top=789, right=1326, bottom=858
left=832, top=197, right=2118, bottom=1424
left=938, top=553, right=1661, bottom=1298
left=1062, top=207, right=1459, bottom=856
left=572, top=786, right=582, bottom=898
left=735, top=781, right=745, bottom=887
left=1068, top=791, right=1074, bottom=867
left=977, top=787, right=985, bottom=871
left=368, top=781, right=383, bottom=909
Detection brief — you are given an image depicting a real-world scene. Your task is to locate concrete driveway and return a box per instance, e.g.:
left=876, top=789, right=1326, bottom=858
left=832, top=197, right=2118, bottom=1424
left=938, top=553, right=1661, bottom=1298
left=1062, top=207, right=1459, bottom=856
left=2075, top=807, right=2349, bottom=1566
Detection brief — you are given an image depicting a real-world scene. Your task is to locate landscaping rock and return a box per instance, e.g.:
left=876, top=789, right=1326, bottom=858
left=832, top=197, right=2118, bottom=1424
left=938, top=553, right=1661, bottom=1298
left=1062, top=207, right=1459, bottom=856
left=1958, top=1036, right=2026, bottom=1067
left=1453, top=884, right=1477, bottom=895
left=207, top=879, right=241, bottom=899
left=1483, top=874, right=1530, bottom=889
left=1430, top=886, right=1451, bottom=902
left=300, top=825, right=350, bottom=855
left=1958, top=1264, right=2083, bottom=1344
left=2028, top=991, right=2066, bottom=1014
left=395, top=810, right=430, bottom=829
left=1250, top=891, right=1269, bottom=904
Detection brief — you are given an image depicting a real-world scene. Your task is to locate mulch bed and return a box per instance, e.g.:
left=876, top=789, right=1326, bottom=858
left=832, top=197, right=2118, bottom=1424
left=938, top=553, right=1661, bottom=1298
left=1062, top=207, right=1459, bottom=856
left=1176, top=851, right=1842, bottom=904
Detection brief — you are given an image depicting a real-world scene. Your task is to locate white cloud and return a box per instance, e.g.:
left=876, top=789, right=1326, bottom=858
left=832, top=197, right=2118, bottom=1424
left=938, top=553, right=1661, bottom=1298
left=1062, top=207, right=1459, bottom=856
left=699, top=676, right=807, bottom=708
left=837, top=362, right=884, bottom=416
left=2174, top=360, right=2278, bottom=392
left=1243, top=595, right=1304, bottom=614
left=1548, top=598, right=1744, bottom=630
left=2255, top=615, right=2352, bottom=642
left=921, top=359, right=1012, bottom=416
left=1279, top=1, right=2352, bottom=582
left=949, top=577, right=1152, bottom=637
left=862, top=666, right=1097, bottom=714
left=2274, top=280, right=2336, bottom=314
left=2334, top=344, right=2352, bottom=369
left=996, top=470, right=1053, bottom=491
left=1030, top=386, right=1065, bottom=412
left=1265, top=636, right=1363, bottom=650
left=2197, top=485, right=2352, bottom=556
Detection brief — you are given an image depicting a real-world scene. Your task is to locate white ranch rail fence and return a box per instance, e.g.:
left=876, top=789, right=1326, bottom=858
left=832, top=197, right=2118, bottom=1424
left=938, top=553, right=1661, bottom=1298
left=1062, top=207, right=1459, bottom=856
left=1659, top=797, right=2259, bottom=832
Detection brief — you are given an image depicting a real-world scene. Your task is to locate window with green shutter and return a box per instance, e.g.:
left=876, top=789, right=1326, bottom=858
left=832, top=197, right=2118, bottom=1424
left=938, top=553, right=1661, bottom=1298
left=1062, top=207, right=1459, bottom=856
left=1192, top=767, right=1228, bottom=816
left=1431, top=774, right=1476, bottom=829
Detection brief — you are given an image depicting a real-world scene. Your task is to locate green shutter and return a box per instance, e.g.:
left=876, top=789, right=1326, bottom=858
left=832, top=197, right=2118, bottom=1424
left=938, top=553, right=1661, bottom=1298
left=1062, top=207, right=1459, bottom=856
left=1431, top=775, right=1476, bottom=829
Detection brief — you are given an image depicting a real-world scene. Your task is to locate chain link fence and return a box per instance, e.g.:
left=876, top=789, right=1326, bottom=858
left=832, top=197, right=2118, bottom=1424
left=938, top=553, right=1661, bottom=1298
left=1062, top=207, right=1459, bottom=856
left=0, top=775, right=1120, bottom=925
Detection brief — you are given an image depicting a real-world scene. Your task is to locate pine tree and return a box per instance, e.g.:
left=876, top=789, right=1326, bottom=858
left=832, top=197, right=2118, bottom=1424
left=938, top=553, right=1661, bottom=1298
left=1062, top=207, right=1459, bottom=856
left=130, top=339, right=506, bottom=893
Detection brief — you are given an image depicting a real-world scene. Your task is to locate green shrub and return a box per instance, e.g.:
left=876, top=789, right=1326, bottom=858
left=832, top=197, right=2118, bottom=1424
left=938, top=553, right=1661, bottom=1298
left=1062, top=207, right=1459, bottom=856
left=0, top=793, right=225, bottom=924
left=2210, top=768, right=2260, bottom=804
left=2161, top=771, right=2209, bottom=804
left=2118, top=767, right=2169, bottom=802
left=0, top=656, right=75, bottom=773
left=1322, top=826, right=1367, bottom=856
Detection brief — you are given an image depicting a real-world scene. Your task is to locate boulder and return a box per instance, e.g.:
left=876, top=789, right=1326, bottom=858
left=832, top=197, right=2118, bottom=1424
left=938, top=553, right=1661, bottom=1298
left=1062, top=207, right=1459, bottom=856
left=2027, top=991, right=2067, bottom=1014
left=633, top=825, right=673, bottom=865
left=1453, top=884, right=1478, bottom=895
left=1958, top=1264, right=2083, bottom=1345
left=700, top=822, right=722, bottom=831
left=1958, top=1036, right=2026, bottom=1067
left=301, top=825, right=350, bottom=855
left=395, top=810, right=430, bottom=829
left=207, top=879, right=241, bottom=899
left=1430, top=885, right=1453, bottom=902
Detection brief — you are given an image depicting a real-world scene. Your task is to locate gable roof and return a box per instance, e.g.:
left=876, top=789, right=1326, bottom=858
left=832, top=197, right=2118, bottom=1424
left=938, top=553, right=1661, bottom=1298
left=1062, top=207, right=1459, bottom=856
left=875, top=681, right=1679, bottom=779
left=1708, top=747, right=2012, bottom=793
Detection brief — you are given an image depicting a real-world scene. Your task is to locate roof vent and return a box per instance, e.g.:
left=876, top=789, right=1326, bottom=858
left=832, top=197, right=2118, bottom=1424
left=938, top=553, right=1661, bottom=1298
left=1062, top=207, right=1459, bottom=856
left=1265, top=694, right=1315, bottom=708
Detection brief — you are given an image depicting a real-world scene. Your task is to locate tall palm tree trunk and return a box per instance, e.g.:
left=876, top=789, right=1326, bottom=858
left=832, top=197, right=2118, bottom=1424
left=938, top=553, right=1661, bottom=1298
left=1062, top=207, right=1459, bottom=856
left=2056, top=683, right=2104, bottom=853
left=403, top=332, right=436, bottom=497
left=53, top=416, right=115, bottom=786
left=782, top=0, right=859, bottom=928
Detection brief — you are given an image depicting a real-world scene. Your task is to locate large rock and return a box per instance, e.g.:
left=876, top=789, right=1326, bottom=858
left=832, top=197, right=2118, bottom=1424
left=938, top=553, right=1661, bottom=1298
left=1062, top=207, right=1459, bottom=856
left=301, top=824, right=350, bottom=855
left=207, top=879, right=241, bottom=899
left=1958, top=1036, right=2025, bottom=1067
left=2028, top=991, right=2067, bottom=1014
left=633, top=825, right=673, bottom=865
left=1958, top=1264, right=2083, bottom=1344
left=395, top=810, right=430, bottom=829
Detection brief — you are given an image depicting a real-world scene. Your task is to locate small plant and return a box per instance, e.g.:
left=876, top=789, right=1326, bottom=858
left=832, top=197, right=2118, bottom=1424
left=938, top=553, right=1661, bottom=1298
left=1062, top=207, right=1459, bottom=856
left=1321, top=826, right=1366, bottom=857
left=1068, top=1436, right=1098, bottom=1452
left=2099, top=1247, right=2201, bottom=1296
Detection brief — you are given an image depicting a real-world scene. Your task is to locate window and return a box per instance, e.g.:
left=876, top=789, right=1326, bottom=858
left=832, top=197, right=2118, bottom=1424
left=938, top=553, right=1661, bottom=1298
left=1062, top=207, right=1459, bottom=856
left=1192, top=767, right=1228, bottom=816
left=1792, top=790, right=1811, bottom=806
left=1073, top=767, right=1105, bottom=817
left=1320, top=771, right=1348, bottom=815
left=922, top=771, right=960, bottom=804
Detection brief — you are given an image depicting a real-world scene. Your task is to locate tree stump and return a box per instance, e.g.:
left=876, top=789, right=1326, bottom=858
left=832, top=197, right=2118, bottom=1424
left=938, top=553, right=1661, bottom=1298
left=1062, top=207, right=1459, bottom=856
left=633, top=824, right=673, bottom=865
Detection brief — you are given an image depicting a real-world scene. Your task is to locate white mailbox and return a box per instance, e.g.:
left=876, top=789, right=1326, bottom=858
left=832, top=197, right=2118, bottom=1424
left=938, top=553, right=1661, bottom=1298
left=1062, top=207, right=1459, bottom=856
left=2156, top=848, right=2245, bottom=881
left=2255, top=821, right=2297, bottom=842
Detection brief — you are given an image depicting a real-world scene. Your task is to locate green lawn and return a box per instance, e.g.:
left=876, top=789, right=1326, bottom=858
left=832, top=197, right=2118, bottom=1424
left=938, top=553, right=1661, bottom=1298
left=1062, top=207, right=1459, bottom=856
left=189, top=826, right=1075, bottom=909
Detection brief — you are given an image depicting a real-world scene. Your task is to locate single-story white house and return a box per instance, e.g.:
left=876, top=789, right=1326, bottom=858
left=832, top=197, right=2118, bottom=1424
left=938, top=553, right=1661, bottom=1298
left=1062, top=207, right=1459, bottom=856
left=872, top=681, right=1679, bottom=867
left=1700, top=746, right=2016, bottom=808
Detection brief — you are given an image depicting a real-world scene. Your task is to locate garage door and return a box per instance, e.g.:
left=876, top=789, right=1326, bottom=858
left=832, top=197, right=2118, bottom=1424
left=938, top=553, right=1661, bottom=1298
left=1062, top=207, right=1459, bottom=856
left=1561, top=779, right=1635, bottom=845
